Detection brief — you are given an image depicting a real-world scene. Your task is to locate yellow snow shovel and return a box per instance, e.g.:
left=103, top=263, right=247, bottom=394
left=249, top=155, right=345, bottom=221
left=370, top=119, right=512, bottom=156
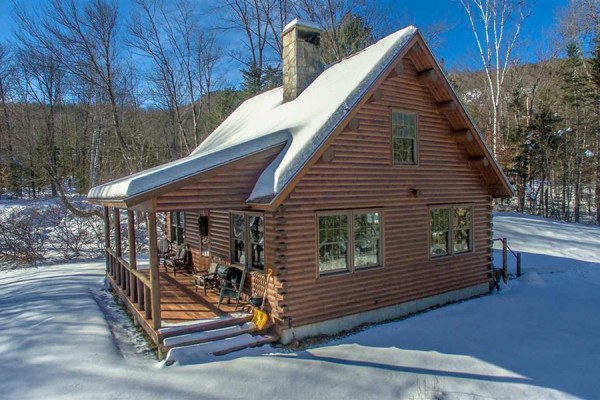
left=251, top=268, right=273, bottom=330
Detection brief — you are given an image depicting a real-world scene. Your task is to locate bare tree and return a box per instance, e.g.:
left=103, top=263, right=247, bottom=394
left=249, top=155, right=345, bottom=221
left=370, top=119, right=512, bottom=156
left=130, top=0, right=191, bottom=155
left=460, top=0, right=528, bottom=156
left=220, top=0, right=275, bottom=82
left=15, top=44, right=64, bottom=197
left=0, top=43, right=18, bottom=198
left=15, top=0, right=134, bottom=172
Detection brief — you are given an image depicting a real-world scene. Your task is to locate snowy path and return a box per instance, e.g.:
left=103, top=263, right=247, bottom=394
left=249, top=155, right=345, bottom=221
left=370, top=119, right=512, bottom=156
left=1, top=212, right=600, bottom=399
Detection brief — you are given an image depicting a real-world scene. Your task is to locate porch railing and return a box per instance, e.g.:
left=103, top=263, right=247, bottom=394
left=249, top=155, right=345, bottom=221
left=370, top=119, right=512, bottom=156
left=106, top=249, right=156, bottom=323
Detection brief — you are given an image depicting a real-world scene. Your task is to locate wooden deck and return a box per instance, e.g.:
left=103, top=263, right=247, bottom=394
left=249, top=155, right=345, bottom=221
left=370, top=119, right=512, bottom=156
left=139, top=268, right=249, bottom=323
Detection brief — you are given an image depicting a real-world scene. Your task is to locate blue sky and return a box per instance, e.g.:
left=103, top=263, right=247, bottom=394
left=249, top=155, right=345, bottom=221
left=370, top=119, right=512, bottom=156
left=0, top=0, right=568, bottom=77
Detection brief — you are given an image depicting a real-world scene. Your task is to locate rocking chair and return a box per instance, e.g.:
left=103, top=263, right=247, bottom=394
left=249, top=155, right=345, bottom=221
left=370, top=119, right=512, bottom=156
left=165, top=244, right=191, bottom=276
left=192, top=262, right=221, bottom=295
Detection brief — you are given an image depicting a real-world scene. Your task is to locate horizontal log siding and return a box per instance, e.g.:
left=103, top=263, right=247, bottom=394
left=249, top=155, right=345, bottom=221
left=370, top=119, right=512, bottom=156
left=157, top=148, right=280, bottom=276
left=155, top=149, right=281, bottom=212
left=209, top=210, right=229, bottom=260
left=277, top=59, right=493, bottom=328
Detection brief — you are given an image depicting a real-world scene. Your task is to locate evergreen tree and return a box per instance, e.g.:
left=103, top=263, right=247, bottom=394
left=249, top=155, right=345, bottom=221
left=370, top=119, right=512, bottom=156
left=561, top=42, right=593, bottom=222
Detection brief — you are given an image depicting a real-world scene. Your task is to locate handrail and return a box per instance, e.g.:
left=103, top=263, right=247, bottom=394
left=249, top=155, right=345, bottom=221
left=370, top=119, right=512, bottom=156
left=492, top=237, right=522, bottom=277
left=492, top=238, right=518, bottom=258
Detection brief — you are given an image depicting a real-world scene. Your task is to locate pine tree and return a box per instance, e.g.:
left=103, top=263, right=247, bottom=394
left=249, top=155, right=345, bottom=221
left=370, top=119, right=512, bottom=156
left=561, top=42, right=593, bottom=222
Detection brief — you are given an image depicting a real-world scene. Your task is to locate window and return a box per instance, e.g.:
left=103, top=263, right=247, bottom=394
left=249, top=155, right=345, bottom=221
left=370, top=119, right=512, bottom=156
left=453, top=207, right=471, bottom=254
left=353, top=212, right=381, bottom=269
left=249, top=215, right=265, bottom=270
left=318, top=214, right=349, bottom=274
left=318, top=210, right=383, bottom=276
left=429, top=205, right=472, bottom=258
left=170, top=212, right=185, bottom=244
left=232, top=213, right=246, bottom=264
left=230, top=212, right=265, bottom=271
left=392, top=111, right=417, bottom=164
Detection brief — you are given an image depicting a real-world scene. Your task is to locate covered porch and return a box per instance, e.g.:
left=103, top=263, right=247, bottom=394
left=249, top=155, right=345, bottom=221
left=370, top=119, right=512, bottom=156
left=102, top=208, right=250, bottom=345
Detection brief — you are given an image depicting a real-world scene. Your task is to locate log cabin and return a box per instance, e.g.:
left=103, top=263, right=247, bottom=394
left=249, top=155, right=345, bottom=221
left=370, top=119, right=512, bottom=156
left=88, top=21, right=513, bottom=349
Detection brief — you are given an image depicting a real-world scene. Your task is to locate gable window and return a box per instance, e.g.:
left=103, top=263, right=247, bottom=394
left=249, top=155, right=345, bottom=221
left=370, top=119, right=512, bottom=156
left=392, top=111, right=417, bottom=164
left=230, top=212, right=265, bottom=271
left=429, top=205, right=472, bottom=258
left=170, top=212, right=185, bottom=244
left=318, top=210, right=383, bottom=276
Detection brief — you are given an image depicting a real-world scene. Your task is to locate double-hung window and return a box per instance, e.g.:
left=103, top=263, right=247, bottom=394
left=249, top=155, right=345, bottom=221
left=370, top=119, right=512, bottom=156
left=230, top=212, right=265, bottom=271
left=392, top=111, right=417, bottom=164
left=317, top=210, right=383, bottom=276
left=429, top=205, right=473, bottom=258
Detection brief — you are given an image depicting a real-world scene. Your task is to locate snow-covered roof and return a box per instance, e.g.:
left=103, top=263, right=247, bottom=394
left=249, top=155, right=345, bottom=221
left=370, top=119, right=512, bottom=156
left=88, top=25, right=418, bottom=204
left=282, top=18, right=322, bottom=34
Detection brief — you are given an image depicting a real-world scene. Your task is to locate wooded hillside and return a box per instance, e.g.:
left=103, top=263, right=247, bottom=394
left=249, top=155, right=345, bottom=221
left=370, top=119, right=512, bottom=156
left=0, top=0, right=599, bottom=225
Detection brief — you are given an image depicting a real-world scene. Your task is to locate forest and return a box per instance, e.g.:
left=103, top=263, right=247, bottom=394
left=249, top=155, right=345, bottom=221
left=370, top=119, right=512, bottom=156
left=0, top=0, right=599, bottom=227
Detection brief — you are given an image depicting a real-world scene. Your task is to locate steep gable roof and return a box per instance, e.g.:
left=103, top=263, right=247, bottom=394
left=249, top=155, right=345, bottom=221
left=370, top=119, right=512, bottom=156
left=88, top=25, right=513, bottom=206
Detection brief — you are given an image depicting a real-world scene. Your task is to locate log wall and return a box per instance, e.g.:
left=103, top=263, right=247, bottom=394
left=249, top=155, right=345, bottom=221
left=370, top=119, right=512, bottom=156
left=157, top=148, right=281, bottom=272
left=270, top=57, right=493, bottom=328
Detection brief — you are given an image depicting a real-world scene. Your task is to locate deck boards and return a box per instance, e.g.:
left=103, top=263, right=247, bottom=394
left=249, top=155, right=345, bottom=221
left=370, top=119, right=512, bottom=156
left=139, top=269, right=248, bottom=323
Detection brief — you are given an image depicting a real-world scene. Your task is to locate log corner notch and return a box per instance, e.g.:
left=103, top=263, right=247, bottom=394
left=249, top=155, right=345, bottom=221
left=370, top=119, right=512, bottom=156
left=469, top=156, right=490, bottom=169
left=346, top=117, right=360, bottom=132
left=417, top=68, right=438, bottom=86
left=452, top=129, right=474, bottom=144
left=387, top=63, right=404, bottom=79
left=367, top=88, right=383, bottom=104
left=436, top=100, right=457, bottom=115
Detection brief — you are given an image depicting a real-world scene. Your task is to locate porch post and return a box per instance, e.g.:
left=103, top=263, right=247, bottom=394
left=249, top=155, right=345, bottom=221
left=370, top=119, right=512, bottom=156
left=148, top=211, right=161, bottom=329
left=103, top=207, right=110, bottom=273
left=114, top=208, right=122, bottom=287
left=128, top=210, right=137, bottom=301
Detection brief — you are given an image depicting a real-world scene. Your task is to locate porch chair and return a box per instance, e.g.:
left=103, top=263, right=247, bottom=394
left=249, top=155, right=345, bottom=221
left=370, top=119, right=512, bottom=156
left=192, top=262, right=221, bottom=295
left=157, top=238, right=173, bottom=266
left=165, top=244, right=192, bottom=276
left=217, top=265, right=247, bottom=310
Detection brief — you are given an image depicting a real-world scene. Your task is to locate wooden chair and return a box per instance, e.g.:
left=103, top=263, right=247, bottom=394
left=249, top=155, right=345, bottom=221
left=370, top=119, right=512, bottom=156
left=157, top=238, right=173, bottom=266
left=192, top=262, right=221, bottom=295
left=218, top=265, right=247, bottom=310
left=165, top=244, right=191, bottom=276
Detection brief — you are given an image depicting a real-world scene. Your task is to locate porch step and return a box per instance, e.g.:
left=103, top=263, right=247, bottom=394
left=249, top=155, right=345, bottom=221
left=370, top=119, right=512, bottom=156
left=157, top=313, right=252, bottom=341
left=162, top=322, right=255, bottom=351
left=164, top=333, right=279, bottom=366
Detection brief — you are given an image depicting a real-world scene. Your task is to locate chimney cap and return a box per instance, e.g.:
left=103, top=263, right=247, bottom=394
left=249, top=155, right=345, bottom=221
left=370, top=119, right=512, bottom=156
left=282, top=18, right=322, bottom=36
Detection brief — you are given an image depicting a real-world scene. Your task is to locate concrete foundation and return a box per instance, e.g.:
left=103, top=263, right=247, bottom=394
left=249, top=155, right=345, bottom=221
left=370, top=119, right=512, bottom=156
left=278, top=282, right=489, bottom=344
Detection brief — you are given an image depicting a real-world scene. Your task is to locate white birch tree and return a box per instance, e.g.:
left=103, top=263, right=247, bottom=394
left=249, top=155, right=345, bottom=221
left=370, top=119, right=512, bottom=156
left=460, top=0, right=528, bottom=156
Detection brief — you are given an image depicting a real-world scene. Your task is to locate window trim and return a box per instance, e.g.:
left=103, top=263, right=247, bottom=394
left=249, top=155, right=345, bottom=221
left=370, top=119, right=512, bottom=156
left=391, top=109, right=419, bottom=166
left=198, top=214, right=210, bottom=257
left=428, top=204, right=474, bottom=260
left=229, top=211, right=266, bottom=273
left=315, top=208, right=384, bottom=278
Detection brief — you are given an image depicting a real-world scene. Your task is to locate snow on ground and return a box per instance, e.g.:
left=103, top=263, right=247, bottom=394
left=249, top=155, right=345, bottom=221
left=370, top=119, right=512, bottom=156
left=1, top=212, right=600, bottom=399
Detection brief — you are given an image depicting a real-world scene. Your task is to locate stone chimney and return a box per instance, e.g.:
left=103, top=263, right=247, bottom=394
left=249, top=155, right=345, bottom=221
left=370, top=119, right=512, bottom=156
left=282, top=18, right=323, bottom=102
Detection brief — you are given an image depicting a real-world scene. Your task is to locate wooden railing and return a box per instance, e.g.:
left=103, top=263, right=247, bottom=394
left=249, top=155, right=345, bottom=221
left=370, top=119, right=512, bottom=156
left=493, top=238, right=522, bottom=278
left=106, top=249, right=156, bottom=323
